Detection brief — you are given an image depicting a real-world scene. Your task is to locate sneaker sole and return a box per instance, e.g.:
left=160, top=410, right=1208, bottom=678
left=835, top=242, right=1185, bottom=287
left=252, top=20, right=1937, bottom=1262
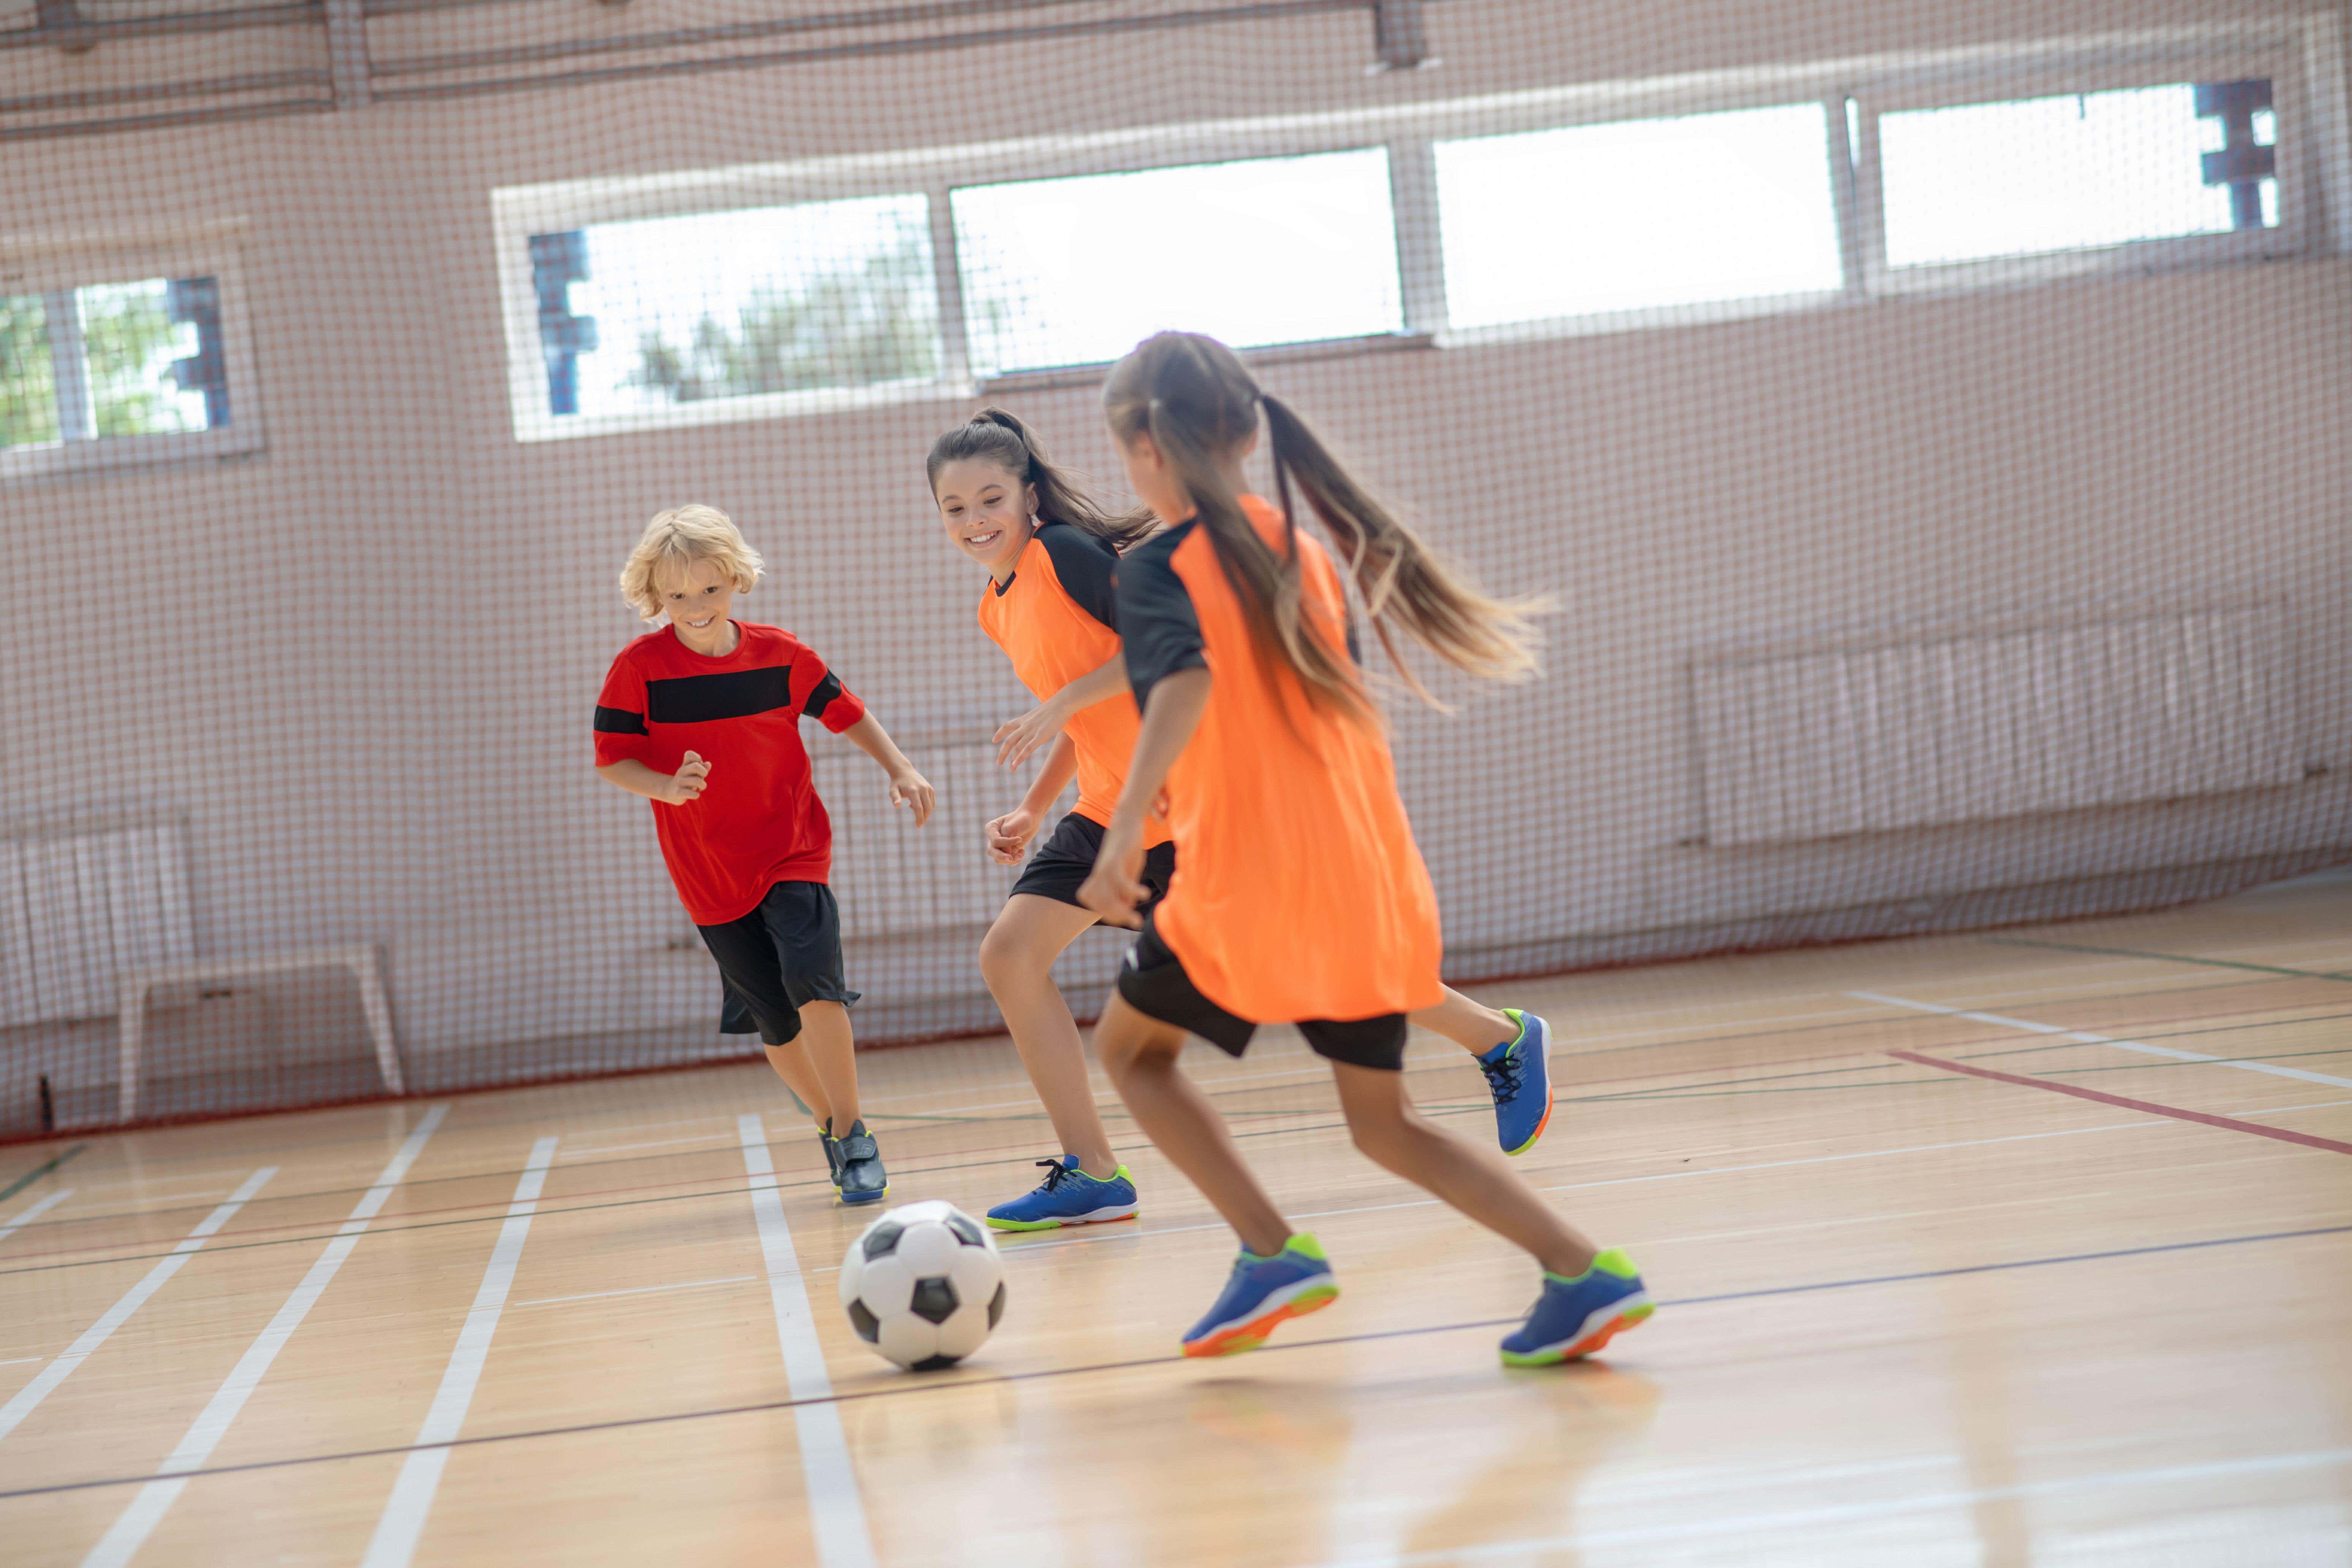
left=1181, top=1280, right=1339, bottom=1358
left=1501, top=1088, right=1554, bottom=1157
left=985, top=1206, right=1141, bottom=1233
left=837, top=1185, right=890, bottom=1206
left=1499, top=1299, right=1653, bottom=1367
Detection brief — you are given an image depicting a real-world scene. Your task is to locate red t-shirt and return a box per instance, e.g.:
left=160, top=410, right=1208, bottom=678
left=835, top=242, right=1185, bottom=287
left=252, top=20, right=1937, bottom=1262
left=594, top=621, right=868, bottom=924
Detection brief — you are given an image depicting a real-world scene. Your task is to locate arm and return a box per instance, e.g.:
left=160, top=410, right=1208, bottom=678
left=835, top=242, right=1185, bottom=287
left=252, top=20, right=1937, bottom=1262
left=1076, top=667, right=1210, bottom=925
left=838, top=710, right=936, bottom=827
left=985, top=733, right=1080, bottom=865
left=596, top=755, right=708, bottom=806
left=992, top=652, right=1127, bottom=768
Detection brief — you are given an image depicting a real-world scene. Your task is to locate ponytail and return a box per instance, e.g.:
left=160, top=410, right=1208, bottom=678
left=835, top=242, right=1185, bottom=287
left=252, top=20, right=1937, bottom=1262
left=926, top=406, right=1157, bottom=551
left=1103, top=332, right=1541, bottom=721
left=1260, top=392, right=1542, bottom=705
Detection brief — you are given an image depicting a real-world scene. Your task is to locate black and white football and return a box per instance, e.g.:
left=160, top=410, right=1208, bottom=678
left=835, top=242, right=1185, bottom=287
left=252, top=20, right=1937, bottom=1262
left=837, top=1200, right=1007, bottom=1370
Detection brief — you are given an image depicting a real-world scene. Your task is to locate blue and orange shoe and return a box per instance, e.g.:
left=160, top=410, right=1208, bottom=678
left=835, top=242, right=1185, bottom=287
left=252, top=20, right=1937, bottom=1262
left=986, top=1157, right=1140, bottom=1231
left=1478, top=1008, right=1554, bottom=1156
left=1499, top=1249, right=1652, bottom=1366
left=1181, top=1234, right=1339, bottom=1357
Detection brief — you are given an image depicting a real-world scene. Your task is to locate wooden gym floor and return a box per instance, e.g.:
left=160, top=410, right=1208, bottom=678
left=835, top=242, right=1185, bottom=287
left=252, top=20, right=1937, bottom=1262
left=2, top=872, right=2347, bottom=1566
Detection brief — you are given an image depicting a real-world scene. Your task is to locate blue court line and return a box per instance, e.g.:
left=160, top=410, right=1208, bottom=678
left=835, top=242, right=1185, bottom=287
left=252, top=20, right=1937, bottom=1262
left=0, top=1216, right=2343, bottom=1505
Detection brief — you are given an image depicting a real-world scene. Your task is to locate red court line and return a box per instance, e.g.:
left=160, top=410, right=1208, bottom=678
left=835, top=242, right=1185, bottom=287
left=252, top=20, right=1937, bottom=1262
left=1886, top=1050, right=2352, bottom=1156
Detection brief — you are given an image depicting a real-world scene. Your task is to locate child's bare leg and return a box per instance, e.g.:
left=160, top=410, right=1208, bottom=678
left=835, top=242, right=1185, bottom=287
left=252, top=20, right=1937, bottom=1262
left=794, top=1000, right=862, bottom=1132
left=979, top=896, right=1119, bottom=1177
left=1095, top=995, right=1289, bottom=1255
left=1330, top=1059, right=1596, bottom=1277
left=1409, top=988, right=1517, bottom=1055
left=760, top=1041, right=832, bottom=1128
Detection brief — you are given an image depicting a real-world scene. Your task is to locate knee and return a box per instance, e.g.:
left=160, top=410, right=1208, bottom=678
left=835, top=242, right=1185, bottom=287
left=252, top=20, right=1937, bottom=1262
left=977, top=921, right=1034, bottom=996
left=1095, top=1022, right=1169, bottom=1085
left=1344, top=1103, right=1415, bottom=1166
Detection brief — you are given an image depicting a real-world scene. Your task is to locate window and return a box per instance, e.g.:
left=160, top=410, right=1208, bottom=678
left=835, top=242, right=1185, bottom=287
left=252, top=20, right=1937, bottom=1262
left=1435, top=105, right=1845, bottom=329
left=952, top=149, right=1402, bottom=378
left=526, top=195, right=941, bottom=424
left=1, top=273, right=239, bottom=470
left=493, top=25, right=2319, bottom=438
left=1878, top=82, right=2279, bottom=267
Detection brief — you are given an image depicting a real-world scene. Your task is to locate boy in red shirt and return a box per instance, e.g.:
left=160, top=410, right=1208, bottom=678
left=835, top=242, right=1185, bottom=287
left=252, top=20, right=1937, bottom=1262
left=594, top=504, right=935, bottom=1204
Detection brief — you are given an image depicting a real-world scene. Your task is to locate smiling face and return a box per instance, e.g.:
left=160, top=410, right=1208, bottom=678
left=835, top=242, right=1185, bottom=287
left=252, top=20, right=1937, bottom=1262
left=933, top=457, right=1038, bottom=580
left=654, top=555, right=740, bottom=653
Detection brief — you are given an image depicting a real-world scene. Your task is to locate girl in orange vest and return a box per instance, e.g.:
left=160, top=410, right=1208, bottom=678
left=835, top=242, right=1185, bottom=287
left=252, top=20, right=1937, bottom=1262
left=1078, top=334, right=1650, bottom=1364
left=931, top=409, right=1563, bottom=1233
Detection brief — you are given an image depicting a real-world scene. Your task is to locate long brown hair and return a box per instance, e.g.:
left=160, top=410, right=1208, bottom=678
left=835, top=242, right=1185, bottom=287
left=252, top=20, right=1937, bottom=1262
left=1101, top=331, right=1540, bottom=721
left=926, top=406, right=1157, bottom=550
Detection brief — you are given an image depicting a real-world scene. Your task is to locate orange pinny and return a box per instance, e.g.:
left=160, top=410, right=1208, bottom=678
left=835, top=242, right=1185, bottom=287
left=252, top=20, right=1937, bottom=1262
left=1115, top=495, right=1443, bottom=1022
left=977, top=522, right=1170, bottom=845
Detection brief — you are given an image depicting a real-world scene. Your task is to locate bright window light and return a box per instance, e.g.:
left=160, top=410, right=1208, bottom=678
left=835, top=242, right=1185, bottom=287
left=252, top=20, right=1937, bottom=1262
left=535, top=196, right=940, bottom=419
left=953, top=149, right=1402, bottom=377
left=1, top=277, right=221, bottom=450
left=1435, top=104, right=1844, bottom=329
left=1880, top=84, right=2272, bottom=266
left=0, top=294, right=58, bottom=449
left=79, top=279, right=211, bottom=437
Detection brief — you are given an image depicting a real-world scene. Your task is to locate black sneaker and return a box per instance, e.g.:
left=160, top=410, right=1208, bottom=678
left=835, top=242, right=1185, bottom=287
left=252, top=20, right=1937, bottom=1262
left=817, top=1127, right=846, bottom=1193
left=834, top=1119, right=888, bottom=1206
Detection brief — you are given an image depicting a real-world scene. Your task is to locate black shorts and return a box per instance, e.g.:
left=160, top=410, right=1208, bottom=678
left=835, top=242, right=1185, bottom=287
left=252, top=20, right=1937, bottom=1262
left=699, top=880, right=859, bottom=1046
left=1114, top=910, right=1408, bottom=1071
left=1008, top=812, right=1177, bottom=913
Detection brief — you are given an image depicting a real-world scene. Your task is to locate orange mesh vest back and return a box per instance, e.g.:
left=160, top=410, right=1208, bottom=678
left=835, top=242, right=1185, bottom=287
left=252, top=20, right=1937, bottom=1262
left=1145, top=496, right=1443, bottom=1023
left=976, top=523, right=1169, bottom=842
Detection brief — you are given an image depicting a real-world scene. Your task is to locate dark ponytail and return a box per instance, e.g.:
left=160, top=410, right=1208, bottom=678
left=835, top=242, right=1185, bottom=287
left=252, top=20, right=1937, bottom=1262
left=926, top=406, right=1157, bottom=551
left=1102, top=332, right=1541, bottom=721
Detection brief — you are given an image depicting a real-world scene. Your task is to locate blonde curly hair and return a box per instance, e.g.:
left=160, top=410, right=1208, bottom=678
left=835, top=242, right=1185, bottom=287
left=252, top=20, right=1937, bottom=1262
left=619, top=504, right=764, bottom=623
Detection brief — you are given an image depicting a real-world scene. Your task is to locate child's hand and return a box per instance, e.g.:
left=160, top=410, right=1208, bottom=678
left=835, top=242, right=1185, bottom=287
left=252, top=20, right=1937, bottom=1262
left=662, top=751, right=711, bottom=805
left=888, top=768, right=936, bottom=827
left=993, top=698, right=1065, bottom=769
left=985, top=807, right=1040, bottom=865
left=1076, top=819, right=1148, bottom=931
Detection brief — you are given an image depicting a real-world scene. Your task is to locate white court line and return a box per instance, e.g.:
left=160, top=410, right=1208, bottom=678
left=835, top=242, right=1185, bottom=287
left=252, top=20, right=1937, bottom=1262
left=356, top=1134, right=560, bottom=1568
left=514, top=1274, right=754, bottom=1307
left=0, top=1167, right=275, bottom=1445
left=2240, top=1096, right=2352, bottom=1116
left=77, top=1105, right=452, bottom=1567
left=738, top=1112, right=876, bottom=1568
left=0, top=1188, right=74, bottom=1245
left=1307, top=1445, right=2352, bottom=1566
left=1850, top=991, right=2352, bottom=1089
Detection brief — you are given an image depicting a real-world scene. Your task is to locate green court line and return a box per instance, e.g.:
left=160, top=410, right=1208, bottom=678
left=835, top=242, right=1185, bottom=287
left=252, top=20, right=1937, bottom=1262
left=0, top=1100, right=1499, bottom=1279
left=1990, top=936, right=2352, bottom=983
left=0, top=1142, right=86, bottom=1204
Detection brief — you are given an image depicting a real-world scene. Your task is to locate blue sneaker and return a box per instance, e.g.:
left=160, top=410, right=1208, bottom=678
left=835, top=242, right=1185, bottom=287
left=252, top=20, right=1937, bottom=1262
left=1181, top=1234, right=1339, bottom=1358
left=986, top=1157, right=1141, bottom=1231
left=1478, top=1008, right=1554, bottom=1156
left=1499, top=1249, right=1652, bottom=1366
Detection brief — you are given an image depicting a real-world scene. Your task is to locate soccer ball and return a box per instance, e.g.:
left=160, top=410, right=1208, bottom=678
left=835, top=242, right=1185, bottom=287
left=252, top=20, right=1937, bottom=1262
left=837, top=1200, right=1006, bottom=1371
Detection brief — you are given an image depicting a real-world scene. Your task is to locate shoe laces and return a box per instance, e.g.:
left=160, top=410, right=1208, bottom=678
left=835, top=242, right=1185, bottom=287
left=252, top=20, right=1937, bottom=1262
left=1034, top=1158, right=1077, bottom=1192
left=1479, top=1046, right=1524, bottom=1103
